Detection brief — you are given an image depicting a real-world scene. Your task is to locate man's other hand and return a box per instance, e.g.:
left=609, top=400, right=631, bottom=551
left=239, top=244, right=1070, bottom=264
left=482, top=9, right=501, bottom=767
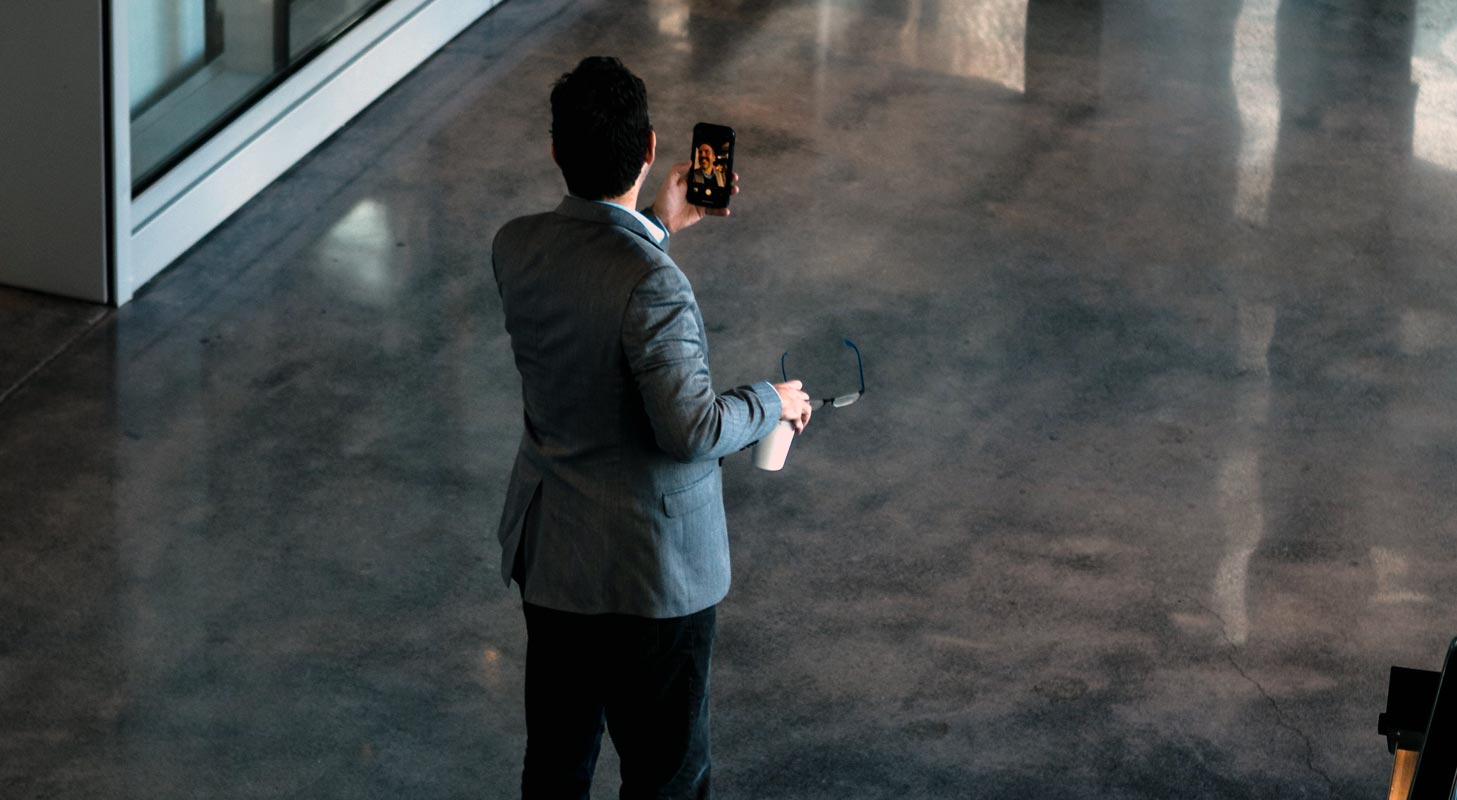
left=773, top=380, right=812, bottom=435
left=651, top=162, right=739, bottom=235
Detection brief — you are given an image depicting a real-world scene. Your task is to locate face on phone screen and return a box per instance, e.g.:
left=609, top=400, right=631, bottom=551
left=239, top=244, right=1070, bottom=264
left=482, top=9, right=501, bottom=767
left=687, top=123, right=734, bottom=208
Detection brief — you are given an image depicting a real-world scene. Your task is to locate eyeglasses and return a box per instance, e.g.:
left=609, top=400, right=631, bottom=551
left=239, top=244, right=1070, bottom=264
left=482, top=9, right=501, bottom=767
left=781, top=339, right=864, bottom=410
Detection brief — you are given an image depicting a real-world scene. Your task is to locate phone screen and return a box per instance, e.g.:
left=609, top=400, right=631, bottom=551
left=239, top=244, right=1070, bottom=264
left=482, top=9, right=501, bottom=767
left=686, top=122, right=735, bottom=209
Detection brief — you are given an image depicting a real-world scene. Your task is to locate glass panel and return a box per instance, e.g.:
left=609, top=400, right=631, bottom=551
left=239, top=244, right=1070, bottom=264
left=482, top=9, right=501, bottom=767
left=129, top=0, right=390, bottom=192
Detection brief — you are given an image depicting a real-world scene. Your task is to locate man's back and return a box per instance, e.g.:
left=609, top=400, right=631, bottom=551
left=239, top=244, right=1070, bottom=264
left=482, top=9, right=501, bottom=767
left=493, top=196, right=779, bottom=618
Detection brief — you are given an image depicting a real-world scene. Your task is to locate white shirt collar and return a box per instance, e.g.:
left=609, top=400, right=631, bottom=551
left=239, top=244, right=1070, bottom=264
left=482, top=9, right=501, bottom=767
left=592, top=200, right=666, bottom=244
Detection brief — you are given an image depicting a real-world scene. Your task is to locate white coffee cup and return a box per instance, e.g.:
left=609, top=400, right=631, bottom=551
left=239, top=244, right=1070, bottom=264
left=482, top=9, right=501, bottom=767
left=753, top=420, right=795, bottom=471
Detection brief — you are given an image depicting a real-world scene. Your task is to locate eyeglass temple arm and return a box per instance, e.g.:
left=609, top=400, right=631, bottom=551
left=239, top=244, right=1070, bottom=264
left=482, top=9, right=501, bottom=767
left=780, top=339, right=864, bottom=396
left=843, top=338, right=865, bottom=394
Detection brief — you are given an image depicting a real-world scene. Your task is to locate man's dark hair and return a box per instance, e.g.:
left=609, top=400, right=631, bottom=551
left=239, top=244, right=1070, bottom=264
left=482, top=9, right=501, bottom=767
left=550, top=57, right=652, bottom=200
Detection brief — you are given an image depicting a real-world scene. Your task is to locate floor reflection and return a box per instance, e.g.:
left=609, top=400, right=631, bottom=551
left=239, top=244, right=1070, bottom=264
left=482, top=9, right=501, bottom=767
left=1213, top=302, right=1274, bottom=647
left=7, top=0, right=1457, bottom=796
left=1412, top=1, right=1457, bottom=171
left=896, top=0, right=1028, bottom=92
left=1232, top=0, right=1279, bottom=226
left=319, top=197, right=398, bottom=304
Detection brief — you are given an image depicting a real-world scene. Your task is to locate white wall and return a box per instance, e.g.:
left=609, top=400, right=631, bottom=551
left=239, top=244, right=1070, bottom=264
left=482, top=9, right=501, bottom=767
left=0, top=1, right=112, bottom=302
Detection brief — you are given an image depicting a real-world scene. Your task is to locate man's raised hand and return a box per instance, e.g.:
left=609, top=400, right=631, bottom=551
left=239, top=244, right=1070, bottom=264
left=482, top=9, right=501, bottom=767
left=651, top=162, right=740, bottom=235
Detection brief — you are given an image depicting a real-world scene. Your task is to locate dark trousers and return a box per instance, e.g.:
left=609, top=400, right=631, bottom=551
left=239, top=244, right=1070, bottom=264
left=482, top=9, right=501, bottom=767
left=520, top=602, right=715, bottom=800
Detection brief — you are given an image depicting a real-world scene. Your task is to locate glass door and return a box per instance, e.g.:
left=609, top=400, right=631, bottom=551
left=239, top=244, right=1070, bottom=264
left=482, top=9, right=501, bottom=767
left=128, top=0, right=391, bottom=191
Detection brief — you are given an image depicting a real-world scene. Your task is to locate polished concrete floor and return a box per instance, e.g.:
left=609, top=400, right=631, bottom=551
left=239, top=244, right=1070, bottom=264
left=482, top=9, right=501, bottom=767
left=5, top=0, right=1457, bottom=797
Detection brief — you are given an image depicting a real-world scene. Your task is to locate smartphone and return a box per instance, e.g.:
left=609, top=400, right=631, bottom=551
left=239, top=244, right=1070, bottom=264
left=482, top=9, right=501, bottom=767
left=686, top=122, right=735, bottom=209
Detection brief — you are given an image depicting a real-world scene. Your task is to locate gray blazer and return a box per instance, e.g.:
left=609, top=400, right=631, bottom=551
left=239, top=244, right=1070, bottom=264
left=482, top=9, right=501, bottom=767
left=492, top=195, right=782, bottom=618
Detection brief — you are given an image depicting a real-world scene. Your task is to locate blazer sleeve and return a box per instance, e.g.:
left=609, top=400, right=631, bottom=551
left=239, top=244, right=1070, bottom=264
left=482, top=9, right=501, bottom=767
left=622, top=265, right=782, bottom=463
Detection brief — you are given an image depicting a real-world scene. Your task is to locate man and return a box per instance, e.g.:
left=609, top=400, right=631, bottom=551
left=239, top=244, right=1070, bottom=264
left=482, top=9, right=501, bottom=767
left=491, top=56, right=813, bottom=799
left=691, top=142, right=725, bottom=188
